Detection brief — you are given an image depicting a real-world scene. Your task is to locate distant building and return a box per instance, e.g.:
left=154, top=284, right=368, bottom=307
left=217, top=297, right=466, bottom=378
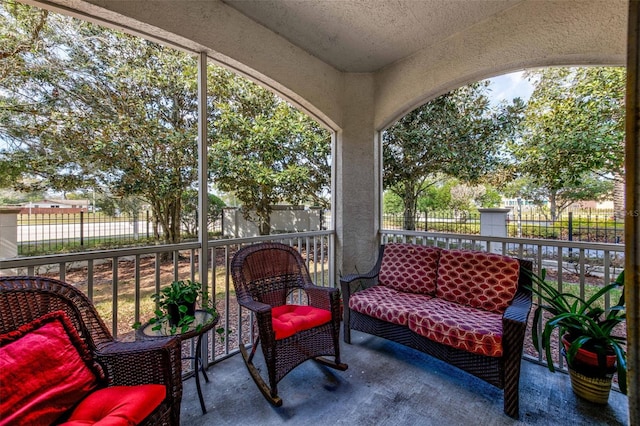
left=19, top=199, right=89, bottom=214
left=502, top=198, right=614, bottom=211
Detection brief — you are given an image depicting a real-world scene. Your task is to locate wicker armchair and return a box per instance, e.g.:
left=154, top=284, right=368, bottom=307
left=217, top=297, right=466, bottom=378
left=230, top=242, right=347, bottom=406
left=0, top=276, right=182, bottom=426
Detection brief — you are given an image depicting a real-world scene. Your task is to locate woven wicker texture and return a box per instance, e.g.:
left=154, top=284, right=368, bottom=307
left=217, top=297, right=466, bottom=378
left=231, top=242, right=347, bottom=406
left=0, top=276, right=182, bottom=426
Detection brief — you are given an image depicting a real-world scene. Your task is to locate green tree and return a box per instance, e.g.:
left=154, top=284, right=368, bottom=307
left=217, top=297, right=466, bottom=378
left=209, top=74, right=331, bottom=235
left=0, top=0, right=48, bottom=79
left=181, top=190, right=226, bottom=237
left=476, top=185, right=503, bottom=208
left=416, top=179, right=453, bottom=212
left=383, top=82, right=524, bottom=230
left=1, top=2, right=331, bottom=242
left=1, top=6, right=199, bottom=243
left=383, top=190, right=403, bottom=214
left=510, top=67, right=625, bottom=221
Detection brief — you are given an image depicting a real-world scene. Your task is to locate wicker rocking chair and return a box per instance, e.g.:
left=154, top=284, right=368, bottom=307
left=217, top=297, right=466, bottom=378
left=230, top=242, right=347, bottom=406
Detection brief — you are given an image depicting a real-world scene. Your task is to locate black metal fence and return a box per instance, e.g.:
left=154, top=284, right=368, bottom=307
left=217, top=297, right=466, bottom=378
left=383, top=208, right=624, bottom=244
left=509, top=210, right=623, bottom=243
left=12, top=207, right=622, bottom=256
left=16, top=211, right=222, bottom=256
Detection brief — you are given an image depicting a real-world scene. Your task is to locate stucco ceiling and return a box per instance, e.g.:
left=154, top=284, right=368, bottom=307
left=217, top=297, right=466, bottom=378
left=222, top=0, right=525, bottom=72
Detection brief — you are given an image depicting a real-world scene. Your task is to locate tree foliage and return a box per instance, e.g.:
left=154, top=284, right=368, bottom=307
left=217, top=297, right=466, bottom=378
left=510, top=67, right=625, bottom=220
left=181, top=190, right=226, bottom=237
left=383, top=82, right=524, bottom=230
left=1, top=5, right=199, bottom=243
left=1, top=1, right=330, bottom=241
left=208, top=73, right=330, bottom=235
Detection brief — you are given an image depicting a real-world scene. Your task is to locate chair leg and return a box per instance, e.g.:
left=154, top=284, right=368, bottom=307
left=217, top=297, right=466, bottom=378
left=239, top=343, right=283, bottom=407
left=314, top=356, right=348, bottom=371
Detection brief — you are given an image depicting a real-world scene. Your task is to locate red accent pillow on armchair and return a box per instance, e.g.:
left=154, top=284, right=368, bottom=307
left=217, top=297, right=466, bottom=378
left=0, top=310, right=104, bottom=426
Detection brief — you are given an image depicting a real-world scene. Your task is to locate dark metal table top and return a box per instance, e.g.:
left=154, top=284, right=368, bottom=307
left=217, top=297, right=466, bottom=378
left=136, top=310, right=219, bottom=341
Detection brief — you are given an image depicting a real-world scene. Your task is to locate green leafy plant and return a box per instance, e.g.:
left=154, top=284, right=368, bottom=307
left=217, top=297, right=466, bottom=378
left=149, top=280, right=216, bottom=334
left=525, top=269, right=627, bottom=394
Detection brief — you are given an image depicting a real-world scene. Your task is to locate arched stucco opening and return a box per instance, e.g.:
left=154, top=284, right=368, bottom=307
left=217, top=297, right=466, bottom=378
left=12, top=2, right=639, bottom=421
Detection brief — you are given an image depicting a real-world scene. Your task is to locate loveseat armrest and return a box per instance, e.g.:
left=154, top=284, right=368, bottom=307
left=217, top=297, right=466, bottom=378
left=502, top=287, right=532, bottom=349
left=340, top=245, right=386, bottom=343
left=502, top=259, right=533, bottom=339
left=501, top=287, right=532, bottom=418
left=503, top=289, right=532, bottom=325
left=96, top=336, right=182, bottom=425
left=340, top=245, right=385, bottom=294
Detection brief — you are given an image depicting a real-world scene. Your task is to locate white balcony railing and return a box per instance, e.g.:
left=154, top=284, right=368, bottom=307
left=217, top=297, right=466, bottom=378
left=0, top=229, right=626, bottom=379
left=0, top=231, right=335, bottom=376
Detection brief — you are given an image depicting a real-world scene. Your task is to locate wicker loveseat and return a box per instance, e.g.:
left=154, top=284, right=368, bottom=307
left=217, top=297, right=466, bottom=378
left=0, top=276, right=183, bottom=426
left=341, top=244, right=532, bottom=418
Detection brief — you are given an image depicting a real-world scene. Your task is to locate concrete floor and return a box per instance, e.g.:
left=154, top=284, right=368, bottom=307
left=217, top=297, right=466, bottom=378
left=180, top=331, right=629, bottom=425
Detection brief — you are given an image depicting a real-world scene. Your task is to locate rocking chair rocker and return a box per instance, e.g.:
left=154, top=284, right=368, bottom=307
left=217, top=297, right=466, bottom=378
left=230, top=242, right=347, bottom=406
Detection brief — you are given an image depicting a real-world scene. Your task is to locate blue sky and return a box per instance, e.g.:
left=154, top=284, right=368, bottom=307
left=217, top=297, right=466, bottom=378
left=486, top=71, right=535, bottom=105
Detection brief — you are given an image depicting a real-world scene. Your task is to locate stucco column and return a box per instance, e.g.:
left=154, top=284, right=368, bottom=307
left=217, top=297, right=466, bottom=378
left=0, top=208, right=20, bottom=275
left=478, top=208, right=511, bottom=254
left=335, top=74, right=380, bottom=278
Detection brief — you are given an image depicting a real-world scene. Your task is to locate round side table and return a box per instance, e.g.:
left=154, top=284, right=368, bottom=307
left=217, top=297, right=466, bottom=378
left=137, top=310, right=218, bottom=414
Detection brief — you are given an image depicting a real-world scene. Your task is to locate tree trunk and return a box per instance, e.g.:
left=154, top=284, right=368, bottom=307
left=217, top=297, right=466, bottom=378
left=259, top=217, right=271, bottom=236
left=402, top=185, right=417, bottom=231
left=257, top=201, right=272, bottom=236
left=549, top=193, right=558, bottom=222
left=403, top=208, right=415, bottom=231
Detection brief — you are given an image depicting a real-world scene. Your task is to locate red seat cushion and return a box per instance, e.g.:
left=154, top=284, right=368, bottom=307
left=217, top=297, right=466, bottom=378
left=271, top=305, right=331, bottom=340
left=59, top=385, right=166, bottom=426
left=408, top=298, right=504, bottom=357
left=0, top=311, right=103, bottom=426
left=349, top=285, right=433, bottom=326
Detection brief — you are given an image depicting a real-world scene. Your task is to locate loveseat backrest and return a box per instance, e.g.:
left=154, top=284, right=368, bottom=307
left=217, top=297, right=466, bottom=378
left=436, top=249, right=520, bottom=314
left=378, top=243, right=441, bottom=295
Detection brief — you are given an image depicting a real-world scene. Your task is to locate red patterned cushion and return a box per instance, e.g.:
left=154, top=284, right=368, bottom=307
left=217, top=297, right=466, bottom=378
left=271, top=305, right=331, bottom=340
left=60, top=385, right=166, bottom=426
left=379, top=244, right=441, bottom=295
left=436, top=249, right=520, bottom=313
left=0, top=311, right=103, bottom=426
left=408, top=298, right=504, bottom=357
left=349, top=285, right=433, bottom=326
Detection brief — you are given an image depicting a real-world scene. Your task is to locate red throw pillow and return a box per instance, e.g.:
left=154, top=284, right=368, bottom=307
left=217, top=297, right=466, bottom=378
left=0, top=310, right=104, bottom=426
left=60, top=384, right=166, bottom=426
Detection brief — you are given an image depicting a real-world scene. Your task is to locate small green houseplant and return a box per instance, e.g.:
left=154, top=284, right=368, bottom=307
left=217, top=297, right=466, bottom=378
left=525, top=268, right=627, bottom=401
left=150, top=279, right=216, bottom=334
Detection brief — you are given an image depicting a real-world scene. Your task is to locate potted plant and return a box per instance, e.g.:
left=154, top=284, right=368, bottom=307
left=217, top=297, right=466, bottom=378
left=150, top=279, right=215, bottom=334
left=525, top=268, right=627, bottom=403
